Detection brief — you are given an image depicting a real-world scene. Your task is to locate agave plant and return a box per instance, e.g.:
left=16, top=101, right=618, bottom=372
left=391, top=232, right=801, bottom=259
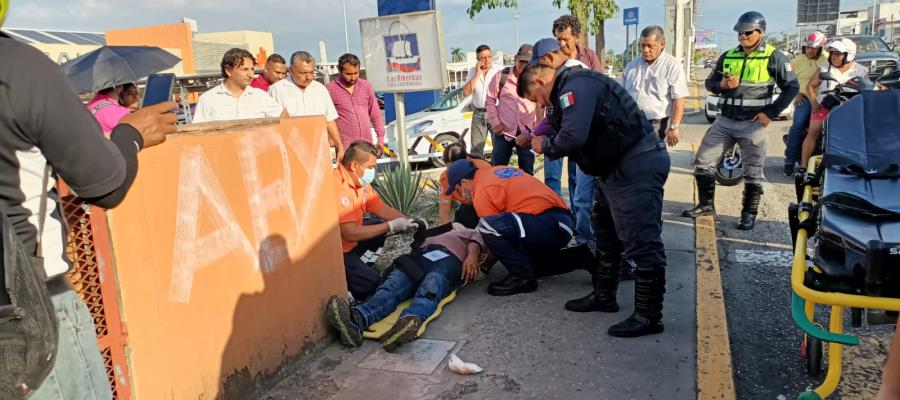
left=372, top=165, right=424, bottom=215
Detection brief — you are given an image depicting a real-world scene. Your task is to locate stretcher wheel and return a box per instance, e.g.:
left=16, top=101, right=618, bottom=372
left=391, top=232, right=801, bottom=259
left=806, top=335, right=823, bottom=377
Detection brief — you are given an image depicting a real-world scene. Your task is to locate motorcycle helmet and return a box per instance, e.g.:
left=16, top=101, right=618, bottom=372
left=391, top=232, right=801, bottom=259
left=0, top=0, right=8, bottom=29
left=827, top=38, right=857, bottom=65
left=803, top=31, right=827, bottom=48
left=734, top=11, right=766, bottom=33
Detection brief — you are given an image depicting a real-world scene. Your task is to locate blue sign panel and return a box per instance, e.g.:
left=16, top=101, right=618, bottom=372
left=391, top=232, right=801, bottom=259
left=623, top=7, right=639, bottom=25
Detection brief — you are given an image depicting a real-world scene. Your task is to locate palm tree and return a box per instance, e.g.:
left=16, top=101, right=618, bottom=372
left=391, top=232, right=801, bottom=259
left=450, top=47, right=465, bottom=63
left=467, top=0, right=618, bottom=66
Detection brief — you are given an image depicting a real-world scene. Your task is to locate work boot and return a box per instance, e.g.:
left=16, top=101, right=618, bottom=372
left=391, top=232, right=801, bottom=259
left=326, top=295, right=363, bottom=348
left=565, top=251, right=620, bottom=313
left=783, top=163, right=795, bottom=177
left=737, top=182, right=764, bottom=230
left=381, top=315, right=421, bottom=352
left=619, top=257, right=636, bottom=281
left=681, top=174, right=716, bottom=218
left=487, top=274, right=538, bottom=296
left=608, top=265, right=666, bottom=338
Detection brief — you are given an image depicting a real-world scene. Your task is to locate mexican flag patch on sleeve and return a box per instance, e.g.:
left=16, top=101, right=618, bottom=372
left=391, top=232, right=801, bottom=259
left=559, top=91, right=576, bottom=109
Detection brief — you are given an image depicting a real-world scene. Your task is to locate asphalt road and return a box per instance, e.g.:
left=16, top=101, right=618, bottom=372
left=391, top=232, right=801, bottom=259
left=683, top=69, right=892, bottom=400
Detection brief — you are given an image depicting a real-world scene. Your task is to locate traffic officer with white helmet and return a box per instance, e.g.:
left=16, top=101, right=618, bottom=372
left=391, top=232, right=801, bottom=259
left=682, top=11, right=799, bottom=230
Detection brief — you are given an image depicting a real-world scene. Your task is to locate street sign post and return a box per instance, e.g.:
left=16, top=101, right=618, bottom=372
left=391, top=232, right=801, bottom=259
left=624, top=7, right=639, bottom=63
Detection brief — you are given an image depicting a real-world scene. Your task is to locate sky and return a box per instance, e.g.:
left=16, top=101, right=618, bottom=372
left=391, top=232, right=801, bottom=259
left=5, top=0, right=879, bottom=59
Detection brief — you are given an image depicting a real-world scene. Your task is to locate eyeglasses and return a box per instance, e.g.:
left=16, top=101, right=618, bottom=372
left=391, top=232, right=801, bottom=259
left=737, top=31, right=756, bottom=37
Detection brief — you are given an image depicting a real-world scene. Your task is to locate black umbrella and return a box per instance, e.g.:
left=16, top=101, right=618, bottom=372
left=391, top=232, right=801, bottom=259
left=61, top=45, right=181, bottom=93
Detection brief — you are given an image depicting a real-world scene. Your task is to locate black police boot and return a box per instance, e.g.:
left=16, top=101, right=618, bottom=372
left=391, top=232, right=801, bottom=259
left=564, top=251, right=620, bottom=313
left=608, top=265, right=666, bottom=338
left=681, top=174, right=716, bottom=218
left=737, top=182, right=764, bottom=230
left=488, top=273, right=538, bottom=296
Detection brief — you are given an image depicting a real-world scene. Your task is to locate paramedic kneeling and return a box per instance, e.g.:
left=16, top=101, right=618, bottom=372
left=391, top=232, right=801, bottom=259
left=336, top=140, right=418, bottom=300
left=444, top=161, right=574, bottom=296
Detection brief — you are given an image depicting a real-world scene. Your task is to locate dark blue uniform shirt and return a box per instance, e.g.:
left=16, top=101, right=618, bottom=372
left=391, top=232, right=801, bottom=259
left=543, top=67, right=655, bottom=178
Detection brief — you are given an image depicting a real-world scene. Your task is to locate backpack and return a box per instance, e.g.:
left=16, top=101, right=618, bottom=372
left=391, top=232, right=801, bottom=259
left=0, top=165, right=59, bottom=398
left=496, top=67, right=512, bottom=97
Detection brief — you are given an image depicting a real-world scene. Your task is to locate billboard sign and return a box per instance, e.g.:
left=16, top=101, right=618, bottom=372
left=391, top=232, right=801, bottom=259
left=797, top=0, right=841, bottom=24
left=695, top=28, right=718, bottom=49
left=360, top=10, right=448, bottom=92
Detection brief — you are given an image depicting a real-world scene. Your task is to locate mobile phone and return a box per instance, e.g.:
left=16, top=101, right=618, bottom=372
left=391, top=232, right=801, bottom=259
left=723, top=71, right=733, bottom=79
left=141, top=73, right=175, bottom=107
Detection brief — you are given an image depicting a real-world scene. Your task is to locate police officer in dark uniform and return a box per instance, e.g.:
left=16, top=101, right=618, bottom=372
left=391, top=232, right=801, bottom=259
left=517, top=63, right=670, bottom=338
left=682, top=12, right=798, bottom=230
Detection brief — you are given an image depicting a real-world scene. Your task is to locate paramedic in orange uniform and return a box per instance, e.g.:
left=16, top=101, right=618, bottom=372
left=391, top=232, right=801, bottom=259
left=444, top=160, right=575, bottom=296
left=336, top=141, right=418, bottom=300
left=437, top=143, right=492, bottom=228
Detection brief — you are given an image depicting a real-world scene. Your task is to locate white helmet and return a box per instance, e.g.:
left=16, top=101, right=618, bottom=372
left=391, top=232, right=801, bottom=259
left=803, top=31, right=827, bottom=48
left=826, top=38, right=857, bottom=63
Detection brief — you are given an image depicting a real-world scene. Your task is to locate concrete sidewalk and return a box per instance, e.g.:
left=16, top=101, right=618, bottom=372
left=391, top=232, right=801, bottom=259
left=259, top=145, right=701, bottom=400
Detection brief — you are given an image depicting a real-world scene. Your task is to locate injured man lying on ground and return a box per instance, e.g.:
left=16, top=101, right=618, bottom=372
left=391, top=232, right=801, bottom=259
left=326, top=225, right=485, bottom=351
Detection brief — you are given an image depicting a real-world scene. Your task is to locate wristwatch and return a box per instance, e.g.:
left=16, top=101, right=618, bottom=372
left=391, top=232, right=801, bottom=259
left=669, top=124, right=680, bottom=131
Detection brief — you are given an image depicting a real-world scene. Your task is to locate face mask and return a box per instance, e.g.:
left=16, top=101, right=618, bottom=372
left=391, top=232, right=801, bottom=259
left=359, top=167, right=376, bottom=186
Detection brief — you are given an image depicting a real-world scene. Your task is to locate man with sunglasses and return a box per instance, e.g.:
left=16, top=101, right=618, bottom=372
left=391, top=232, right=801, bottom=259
left=682, top=11, right=798, bottom=231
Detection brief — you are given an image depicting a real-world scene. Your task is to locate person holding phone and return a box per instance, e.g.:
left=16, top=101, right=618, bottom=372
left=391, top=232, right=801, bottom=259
left=462, top=45, right=502, bottom=158
left=682, top=11, right=798, bottom=231
left=1, top=26, right=177, bottom=398
left=485, top=43, right=537, bottom=175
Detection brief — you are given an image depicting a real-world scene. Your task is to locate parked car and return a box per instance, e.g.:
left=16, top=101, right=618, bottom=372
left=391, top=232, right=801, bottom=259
left=839, top=35, right=899, bottom=81
left=705, top=89, right=794, bottom=123
left=384, top=87, right=493, bottom=167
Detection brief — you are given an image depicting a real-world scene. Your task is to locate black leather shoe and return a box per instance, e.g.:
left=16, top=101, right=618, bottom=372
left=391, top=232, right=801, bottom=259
left=488, top=275, right=538, bottom=296
left=564, top=292, right=620, bottom=312
left=607, top=312, right=665, bottom=338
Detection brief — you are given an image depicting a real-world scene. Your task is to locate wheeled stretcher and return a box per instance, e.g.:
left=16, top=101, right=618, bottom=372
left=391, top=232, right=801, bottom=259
left=788, top=90, right=900, bottom=399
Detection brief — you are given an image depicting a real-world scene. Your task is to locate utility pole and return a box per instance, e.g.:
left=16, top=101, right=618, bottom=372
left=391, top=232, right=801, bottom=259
left=515, top=7, right=520, bottom=48
left=342, top=0, right=350, bottom=53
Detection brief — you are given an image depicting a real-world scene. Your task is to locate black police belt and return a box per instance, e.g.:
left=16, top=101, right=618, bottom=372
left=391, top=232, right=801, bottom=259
left=621, top=132, right=664, bottom=161
left=393, top=223, right=454, bottom=284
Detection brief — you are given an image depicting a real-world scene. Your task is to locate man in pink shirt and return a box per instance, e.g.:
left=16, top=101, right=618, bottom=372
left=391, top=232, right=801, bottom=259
left=86, top=85, right=132, bottom=137
left=326, top=53, right=386, bottom=155
left=486, top=44, right=537, bottom=174
left=250, top=53, right=286, bottom=92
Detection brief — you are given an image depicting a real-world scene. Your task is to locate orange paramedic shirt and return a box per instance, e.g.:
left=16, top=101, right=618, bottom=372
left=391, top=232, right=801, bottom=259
left=335, top=165, right=384, bottom=253
left=439, top=157, right=492, bottom=205
left=472, top=166, right=568, bottom=217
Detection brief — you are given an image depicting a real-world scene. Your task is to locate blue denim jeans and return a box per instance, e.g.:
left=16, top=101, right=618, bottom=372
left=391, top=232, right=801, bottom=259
left=573, top=165, right=598, bottom=244
left=354, top=247, right=463, bottom=326
left=491, top=134, right=535, bottom=175
left=543, top=157, right=563, bottom=196
left=785, top=96, right=811, bottom=167
left=29, top=290, right=112, bottom=400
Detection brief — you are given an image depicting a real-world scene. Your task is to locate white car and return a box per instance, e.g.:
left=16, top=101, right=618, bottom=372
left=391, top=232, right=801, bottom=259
left=385, top=88, right=493, bottom=167
left=705, top=89, right=795, bottom=123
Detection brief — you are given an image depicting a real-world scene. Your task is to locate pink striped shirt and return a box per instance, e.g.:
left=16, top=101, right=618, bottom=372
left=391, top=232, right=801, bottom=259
left=326, top=78, right=385, bottom=147
left=485, top=68, right=537, bottom=139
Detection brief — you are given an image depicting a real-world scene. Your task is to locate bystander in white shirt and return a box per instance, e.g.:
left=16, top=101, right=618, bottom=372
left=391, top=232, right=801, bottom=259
left=268, top=76, right=338, bottom=120
left=464, top=65, right=503, bottom=109
left=192, top=83, right=284, bottom=123
left=619, top=51, right=690, bottom=120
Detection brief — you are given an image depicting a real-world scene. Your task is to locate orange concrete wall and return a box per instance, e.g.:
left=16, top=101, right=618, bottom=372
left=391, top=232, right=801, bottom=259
left=105, top=117, right=346, bottom=399
left=106, top=23, right=197, bottom=74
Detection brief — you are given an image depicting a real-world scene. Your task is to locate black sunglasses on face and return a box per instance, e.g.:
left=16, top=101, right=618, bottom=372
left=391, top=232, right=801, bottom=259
left=738, top=31, right=756, bottom=37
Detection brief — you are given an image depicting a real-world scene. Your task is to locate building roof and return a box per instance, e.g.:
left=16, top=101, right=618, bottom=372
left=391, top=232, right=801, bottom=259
left=1, top=28, right=106, bottom=46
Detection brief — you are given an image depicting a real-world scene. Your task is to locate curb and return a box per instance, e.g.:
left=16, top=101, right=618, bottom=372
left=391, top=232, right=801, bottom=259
left=692, top=143, right=737, bottom=400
